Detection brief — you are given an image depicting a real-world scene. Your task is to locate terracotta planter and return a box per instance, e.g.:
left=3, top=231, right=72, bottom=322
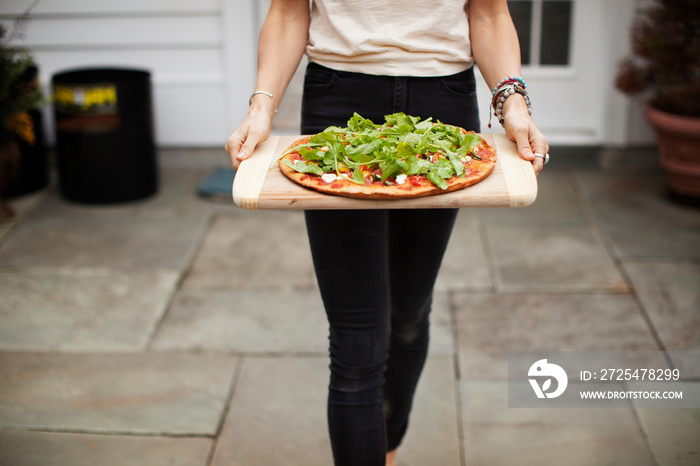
left=645, top=106, right=700, bottom=201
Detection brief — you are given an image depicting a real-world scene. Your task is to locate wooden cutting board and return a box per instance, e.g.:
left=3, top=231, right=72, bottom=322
left=232, top=132, right=537, bottom=210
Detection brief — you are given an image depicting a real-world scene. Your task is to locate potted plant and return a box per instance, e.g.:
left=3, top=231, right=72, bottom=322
left=615, top=0, right=700, bottom=204
left=0, top=15, right=45, bottom=219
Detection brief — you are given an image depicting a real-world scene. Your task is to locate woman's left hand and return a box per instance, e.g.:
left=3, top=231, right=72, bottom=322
left=501, top=96, right=549, bottom=175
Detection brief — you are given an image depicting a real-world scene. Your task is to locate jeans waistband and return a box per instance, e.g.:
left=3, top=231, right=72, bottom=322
left=306, top=60, right=474, bottom=80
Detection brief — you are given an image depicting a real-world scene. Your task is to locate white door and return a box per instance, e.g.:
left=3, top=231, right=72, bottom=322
left=478, top=0, right=642, bottom=146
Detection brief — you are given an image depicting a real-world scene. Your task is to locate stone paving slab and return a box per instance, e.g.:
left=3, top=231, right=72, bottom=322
left=574, top=173, right=700, bottom=259
left=396, top=355, right=461, bottom=466
left=42, top=169, right=213, bottom=218
left=0, top=268, right=178, bottom=352
left=0, top=430, right=212, bottom=466
left=37, top=167, right=240, bottom=219
left=460, top=380, right=656, bottom=466
left=4, top=189, right=48, bottom=221
left=480, top=172, right=591, bottom=226
left=212, top=355, right=460, bottom=466
left=485, top=227, right=628, bottom=292
left=624, top=262, right=700, bottom=356
left=427, top=292, right=454, bottom=355
left=435, top=211, right=492, bottom=292
left=1, top=190, right=48, bottom=242
left=453, top=293, right=660, bottom=378
left=182, top=212, right=316, bottom=291
left=0, top=352, right=237, bottom=435
left=634, top=404, right=700, bottom=466
left=151, top=289, right=329, bottom=353
left=211, top=356, right=332, bottom=466
left=0, top=223, right=10, bottom=243
left=0, top=199, right=208, bottom=271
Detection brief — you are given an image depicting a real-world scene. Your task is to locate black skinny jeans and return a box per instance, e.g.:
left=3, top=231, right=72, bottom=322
left=301, top=62, right=480, bottom=466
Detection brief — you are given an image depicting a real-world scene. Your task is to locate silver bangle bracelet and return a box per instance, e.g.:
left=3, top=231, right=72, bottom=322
left=249, top=90, right=274, bottom=106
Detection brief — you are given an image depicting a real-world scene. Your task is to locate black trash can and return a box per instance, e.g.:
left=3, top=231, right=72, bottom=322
left=52, top=68, right=157, bottom=203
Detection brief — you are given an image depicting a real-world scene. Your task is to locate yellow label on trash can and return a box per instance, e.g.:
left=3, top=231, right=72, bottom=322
left=53, top=84, right=118, bottom=114
left=53, top=83, right=120, bottom=132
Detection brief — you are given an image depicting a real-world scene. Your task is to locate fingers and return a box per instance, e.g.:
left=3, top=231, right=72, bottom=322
left=529, top=129, right=549, bottom=176
left=233, top=137, right=256, bottom=164
left=236, top=136, right=262, bottom=162
left=531, top=156, right=544, bottom=175
left=224, top=133, right=247, bottom=171
left=514, top=129, right=535, bottom=161
left=224, top=134, right=241, bottom=158
left=506, top=117, right=549, bottom=176
left=522, top=130, right=547, bottom=175
left=225, top=115, right=272, bottom=170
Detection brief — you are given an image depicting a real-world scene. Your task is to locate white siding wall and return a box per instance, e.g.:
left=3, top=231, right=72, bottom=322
left=2, top=0, right=257, bottom=146
left=2, top=0, right=651, bottom=147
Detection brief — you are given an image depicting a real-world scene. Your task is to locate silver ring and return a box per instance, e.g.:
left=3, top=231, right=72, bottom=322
left=534, top=153, right=550, bottom=165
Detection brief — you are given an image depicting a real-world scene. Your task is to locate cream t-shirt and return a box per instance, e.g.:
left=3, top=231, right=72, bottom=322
left=306, top=0, right=473, bottom=77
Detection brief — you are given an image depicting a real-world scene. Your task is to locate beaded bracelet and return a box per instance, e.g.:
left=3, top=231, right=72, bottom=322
left=488, top=77, right=532, bottom=128
left=492, top=76, right=526, bottom=93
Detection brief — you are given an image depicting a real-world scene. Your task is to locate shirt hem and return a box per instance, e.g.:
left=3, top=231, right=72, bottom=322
left=307, top=56, right=474, bottom=78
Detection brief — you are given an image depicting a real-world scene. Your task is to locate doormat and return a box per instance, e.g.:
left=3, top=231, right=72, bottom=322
left=196, top=166, right=236, bottom=200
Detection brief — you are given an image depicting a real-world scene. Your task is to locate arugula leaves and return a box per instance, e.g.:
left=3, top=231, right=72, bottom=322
left=281, top=158, right=324, bottom=176
left=282, top=113, right=482, bottom=189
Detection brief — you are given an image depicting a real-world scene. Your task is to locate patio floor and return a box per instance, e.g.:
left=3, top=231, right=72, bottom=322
left=1, top=145, right=699, bottom=466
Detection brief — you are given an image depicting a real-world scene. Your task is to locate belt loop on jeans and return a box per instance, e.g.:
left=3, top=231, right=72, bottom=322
left=393, top=77, right=408, bottom=114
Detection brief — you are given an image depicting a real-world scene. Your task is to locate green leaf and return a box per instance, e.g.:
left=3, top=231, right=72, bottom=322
left=282, top=159, right=323, bottom=175
left=396, top=141, right=417, bottom=158
left=433, top=158, right=455, bottom=178
left=352, top=167, right=366, bottom=184
left=298, top=147, right=325, bottom=161
left=414, top=119, right=434, bottom=133
left=309, top=131, right=338, bottom=146
left=460, top=132, right=481, bottom=147
left=448, top=154, right=466, bottom=177
left=384, top=113, right=404, bottom=127
left=346, top=139, right=383, bottom=157
left=380, top=157, right=407, bottom=181
left=427, top=171, right=448, bottom=190
left=347, top=113, right=376, bottom=132
left=405, top=155, right=432, bottom=176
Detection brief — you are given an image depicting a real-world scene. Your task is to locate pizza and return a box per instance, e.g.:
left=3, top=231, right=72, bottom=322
left=278, top=113, right=496, bottom=200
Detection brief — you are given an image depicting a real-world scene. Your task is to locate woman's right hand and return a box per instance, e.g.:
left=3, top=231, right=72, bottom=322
left=225, top=100, right=276, bottom=171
